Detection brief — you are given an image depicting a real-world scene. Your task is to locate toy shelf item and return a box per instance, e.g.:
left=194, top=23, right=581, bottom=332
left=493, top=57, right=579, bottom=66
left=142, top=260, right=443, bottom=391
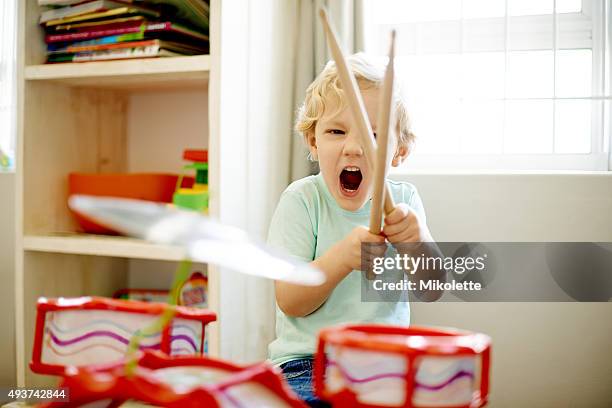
left=41, top=350, right=306, bottom=408
left=173, top=149, right=209, bottom=212
left=113, top=288, right=171, bottom=303
left=69, top=173, right=194, bottom=234
left=30, top=297, right=217, bottom=376
left=314, top=324, right=491, bottom=408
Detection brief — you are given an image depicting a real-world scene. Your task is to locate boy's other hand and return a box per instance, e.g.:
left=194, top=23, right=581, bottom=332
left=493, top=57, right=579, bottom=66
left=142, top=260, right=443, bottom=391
left=383, top=203, right=432, bottom=243
left=339, top=226, right=386, bottom=272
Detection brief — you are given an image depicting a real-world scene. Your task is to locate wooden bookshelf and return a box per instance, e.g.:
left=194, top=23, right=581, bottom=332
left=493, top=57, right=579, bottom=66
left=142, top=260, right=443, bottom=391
left=15, top=0, right=277, bottom=390
left=15, top=0, right=220, bottom=388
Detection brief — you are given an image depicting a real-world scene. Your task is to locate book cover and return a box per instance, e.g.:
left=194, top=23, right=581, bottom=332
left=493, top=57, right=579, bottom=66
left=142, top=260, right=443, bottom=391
left=47, top=31, right=146, bottom=53
left=47, top=44, right=181, bottom=63
left=46, top=20, right=144, bottom=42
left=132, top=0, right=209, bottom=31
left=38, top=0, right=89, bottom=6
left=47, top=38, right=205, bottom=57
left=43, top=6, right=160, bottom=27
left=46, top=20, right=208, bottom=44
left=47, top=16, right=144, bottom=31
left=40, top=0, right=154, bottom=24
left=47, top=43, right=181, bottom=63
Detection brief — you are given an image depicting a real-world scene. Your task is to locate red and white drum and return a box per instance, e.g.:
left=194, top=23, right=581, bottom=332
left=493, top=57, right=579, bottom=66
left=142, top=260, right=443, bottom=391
left=314, top=324, right=491, bottom=408
left=42, top=350, right=306, bottom=408
left=31, top=297, right=217, bottom=375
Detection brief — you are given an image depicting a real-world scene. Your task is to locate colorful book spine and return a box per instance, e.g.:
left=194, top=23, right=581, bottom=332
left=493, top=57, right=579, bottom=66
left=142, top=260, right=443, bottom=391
left=48, top=44, right=175, bottom=63
left=45, top=21, right=208, bottom=44
left=50, top=39, right=159, bottom=54
left=46, top=22, right=144, bottom=43
left=47, top=32, right=146, bottom=53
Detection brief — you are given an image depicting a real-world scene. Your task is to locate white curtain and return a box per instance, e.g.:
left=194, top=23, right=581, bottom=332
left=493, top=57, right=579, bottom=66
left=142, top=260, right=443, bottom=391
left=232, top=0, right=366, bottom=362
left=289, top=0, right=365, bottom=181
left=0, top=0, right=17, bottom=171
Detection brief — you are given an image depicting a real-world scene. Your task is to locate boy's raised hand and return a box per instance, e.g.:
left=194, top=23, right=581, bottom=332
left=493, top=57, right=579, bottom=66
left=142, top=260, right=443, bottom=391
left=339, top=226, right=386, bottom=272
left=383, top=203, right=432, bottom=243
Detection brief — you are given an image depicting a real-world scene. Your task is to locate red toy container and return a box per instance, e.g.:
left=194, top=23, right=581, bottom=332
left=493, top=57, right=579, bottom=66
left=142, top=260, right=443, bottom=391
left=42, top=351, right=306, bottom=408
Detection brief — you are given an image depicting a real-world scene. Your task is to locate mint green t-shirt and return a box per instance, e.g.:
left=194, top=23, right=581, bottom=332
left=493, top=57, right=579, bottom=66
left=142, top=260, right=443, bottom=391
left=267, top=173, right=427, bottom=366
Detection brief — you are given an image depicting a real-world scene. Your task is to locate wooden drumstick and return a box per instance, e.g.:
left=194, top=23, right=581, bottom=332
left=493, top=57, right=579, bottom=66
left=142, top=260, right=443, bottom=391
left=366, top=31, right=396, bottom=280
left=318, top=8, right=395, bottom=216
left=369, top=30, right=396, bottom=236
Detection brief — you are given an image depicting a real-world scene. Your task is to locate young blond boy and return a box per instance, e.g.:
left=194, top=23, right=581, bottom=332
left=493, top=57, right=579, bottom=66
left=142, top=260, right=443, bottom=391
left=268, top=53, right=433, bottom=406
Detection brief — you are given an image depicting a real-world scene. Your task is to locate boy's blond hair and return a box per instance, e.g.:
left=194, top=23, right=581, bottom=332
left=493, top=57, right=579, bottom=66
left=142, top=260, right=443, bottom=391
left=295, top=52, right=415, bottom=151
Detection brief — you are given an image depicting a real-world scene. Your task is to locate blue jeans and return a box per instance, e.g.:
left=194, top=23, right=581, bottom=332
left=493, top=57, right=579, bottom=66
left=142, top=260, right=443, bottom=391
left=280, top=358, right=331, bottom=408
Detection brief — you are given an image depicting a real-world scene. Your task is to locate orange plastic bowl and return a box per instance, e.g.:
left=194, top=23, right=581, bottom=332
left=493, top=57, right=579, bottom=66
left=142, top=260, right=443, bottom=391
left=68, top=173, right=193, bottom=235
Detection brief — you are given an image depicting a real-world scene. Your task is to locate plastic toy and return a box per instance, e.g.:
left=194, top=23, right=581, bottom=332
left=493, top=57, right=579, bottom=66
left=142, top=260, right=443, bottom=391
left=30, top=296, right=216, bottom=376
left=0, top=147, right=11, bottom=170
left=68, top=173, right=193, bottom=234
left=314, top=324, right=491, bottom=408
left=173, top=149, right=209, bottom=212
left=41, top=351, right=307, bottom=408
left=179, top=271, right=208, bottom=308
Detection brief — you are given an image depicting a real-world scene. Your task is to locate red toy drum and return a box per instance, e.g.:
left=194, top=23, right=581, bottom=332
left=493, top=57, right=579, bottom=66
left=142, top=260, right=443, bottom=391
left=31, top=297, right=217, bottom=376
left=42, top=351, right=306, bottom=408
left=314, top=324, right=491, bottom=408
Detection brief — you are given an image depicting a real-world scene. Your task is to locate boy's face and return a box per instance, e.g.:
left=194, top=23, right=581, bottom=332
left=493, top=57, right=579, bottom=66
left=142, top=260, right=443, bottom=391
left=307, top=88, right=407, bottom=211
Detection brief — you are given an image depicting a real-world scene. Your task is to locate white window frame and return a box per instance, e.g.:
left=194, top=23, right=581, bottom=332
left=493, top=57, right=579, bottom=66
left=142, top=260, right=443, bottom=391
left=365, top=0, right=612, bottom=172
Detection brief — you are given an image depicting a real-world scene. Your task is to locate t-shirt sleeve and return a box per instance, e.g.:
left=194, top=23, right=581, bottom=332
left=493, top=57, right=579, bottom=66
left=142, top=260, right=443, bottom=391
left=267, top=191, right=316, bottom=263
left=408, top=187, right=427, bottom=224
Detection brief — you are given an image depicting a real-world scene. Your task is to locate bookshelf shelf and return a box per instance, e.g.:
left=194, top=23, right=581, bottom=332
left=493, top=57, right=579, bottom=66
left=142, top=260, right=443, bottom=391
left=23, top=234, right=187, bottom=261
left=24, top=55, right=210, bottom=90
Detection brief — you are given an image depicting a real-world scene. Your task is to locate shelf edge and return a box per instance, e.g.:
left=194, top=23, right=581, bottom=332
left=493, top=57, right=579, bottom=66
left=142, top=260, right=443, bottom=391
left=25, top=55, right=211, bottom=81
left=23, top=235, right=187, bottom=261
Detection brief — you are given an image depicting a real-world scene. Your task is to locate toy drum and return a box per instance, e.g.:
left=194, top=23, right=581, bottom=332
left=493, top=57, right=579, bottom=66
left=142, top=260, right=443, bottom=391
left=42, top=351, right=306, bottom=408
left=314, top=324, right=491, bottom=408
left=31, top=297, right=217, bottom=375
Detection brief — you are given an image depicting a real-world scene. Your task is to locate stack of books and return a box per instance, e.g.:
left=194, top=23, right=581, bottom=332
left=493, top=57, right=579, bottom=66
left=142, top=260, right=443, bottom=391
left=39, top=0, right=209, bottom=63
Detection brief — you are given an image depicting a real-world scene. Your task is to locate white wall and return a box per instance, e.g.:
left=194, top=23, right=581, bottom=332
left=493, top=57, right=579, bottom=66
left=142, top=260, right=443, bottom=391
left=393, top=173, right=612, bottom=407
left=0, top=174, right=15, bottom=386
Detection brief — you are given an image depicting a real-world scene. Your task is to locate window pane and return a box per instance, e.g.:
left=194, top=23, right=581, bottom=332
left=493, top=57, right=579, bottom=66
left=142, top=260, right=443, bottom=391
left=509, top=15, right=553, bottom=50
left=411, top=100, right=462, bottom=154
left=505, top=100, right=554, bottom=153
left=460, top=101, right=504, bottom=153
left=509, top=0, right=553, bottom=16
left=369, top=0, right=461, bottom=24
left=462, top=52, right=505, bottom=98
left=556, top=0, right=582, bottom=13
left=506, top=51, right=554, bottom=98
left=556, top=50, right=592, bottom=97
left=397, top=54, right=462, bottom=99
left=555, top=100, right=592, bottom=153
left=463, top=0, right=505, bottom=19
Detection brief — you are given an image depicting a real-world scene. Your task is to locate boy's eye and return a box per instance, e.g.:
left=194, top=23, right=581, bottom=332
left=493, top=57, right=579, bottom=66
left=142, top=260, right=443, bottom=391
left=327, top=129, right=345, bottom=135
left=373, top=132, right=377, bottom=139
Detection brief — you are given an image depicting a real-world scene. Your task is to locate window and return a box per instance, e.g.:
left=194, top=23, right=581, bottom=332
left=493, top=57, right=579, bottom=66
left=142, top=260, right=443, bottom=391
left=364, top=0, right=611, bottom=171
left=0, top=0, right=17, bottom=172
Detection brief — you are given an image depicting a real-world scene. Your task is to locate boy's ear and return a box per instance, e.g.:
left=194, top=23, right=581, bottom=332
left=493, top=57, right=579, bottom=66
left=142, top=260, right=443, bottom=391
left=391, top=143, right=409, bottom=167
left=305, top=130, right=318, bottom=161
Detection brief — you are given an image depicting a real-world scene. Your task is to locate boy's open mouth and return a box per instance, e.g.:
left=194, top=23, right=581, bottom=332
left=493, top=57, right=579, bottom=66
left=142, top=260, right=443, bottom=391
left=339, top=166, right=363, bottom=196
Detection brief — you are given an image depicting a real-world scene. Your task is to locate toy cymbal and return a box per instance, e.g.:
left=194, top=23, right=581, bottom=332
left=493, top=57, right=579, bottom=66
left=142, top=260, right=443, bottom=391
left=69, top=195, right=325, bottom=286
